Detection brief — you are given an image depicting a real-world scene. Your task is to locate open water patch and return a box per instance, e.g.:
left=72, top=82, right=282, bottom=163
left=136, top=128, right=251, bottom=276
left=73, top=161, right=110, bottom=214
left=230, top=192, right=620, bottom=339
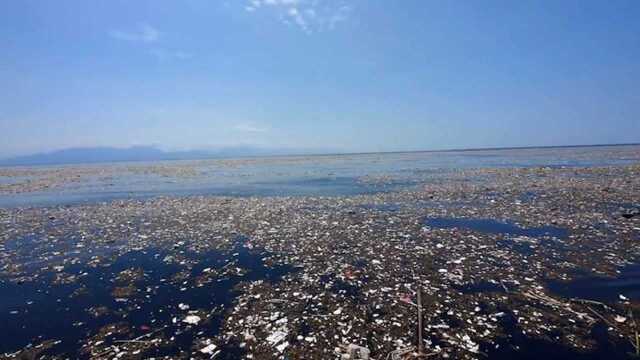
left=483, top=311, right=634, bottom=359
left=0, top=176, right=410, bottom=208
left=546, top=264, right=640, bottom=303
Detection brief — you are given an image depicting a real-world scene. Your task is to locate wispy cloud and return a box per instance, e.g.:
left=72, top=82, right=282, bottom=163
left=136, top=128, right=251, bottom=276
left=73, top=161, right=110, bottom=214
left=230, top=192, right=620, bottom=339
left=327, top=4, right=351, bottom=30
left=234, top=122, right=269, bottom=133
left=244, top=0, right=353, bottom=33
left=109, top=23, right=160, bottom=43
left=150, top=49, right=194, bottom=61
left=109, top=24, right=194, bottom=61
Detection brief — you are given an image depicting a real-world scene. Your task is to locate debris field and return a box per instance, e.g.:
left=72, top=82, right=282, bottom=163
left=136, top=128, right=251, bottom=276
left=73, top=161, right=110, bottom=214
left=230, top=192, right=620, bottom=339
left=1, top=163, right=639, bottom=359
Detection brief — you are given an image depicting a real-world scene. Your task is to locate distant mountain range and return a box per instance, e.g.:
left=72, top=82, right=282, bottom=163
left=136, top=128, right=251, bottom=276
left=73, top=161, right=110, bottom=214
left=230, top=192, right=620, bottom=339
left=0, top=146, right=325, bottom=166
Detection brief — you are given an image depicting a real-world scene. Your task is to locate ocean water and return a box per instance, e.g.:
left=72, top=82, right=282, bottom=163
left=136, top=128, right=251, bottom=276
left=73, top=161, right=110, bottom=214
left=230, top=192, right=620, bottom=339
left=0, top=144, right=638, bottom=208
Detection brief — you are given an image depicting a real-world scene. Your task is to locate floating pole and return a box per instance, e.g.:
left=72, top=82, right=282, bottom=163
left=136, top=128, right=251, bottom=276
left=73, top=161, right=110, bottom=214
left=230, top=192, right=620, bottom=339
left=418, top=290, right=423, bottom=353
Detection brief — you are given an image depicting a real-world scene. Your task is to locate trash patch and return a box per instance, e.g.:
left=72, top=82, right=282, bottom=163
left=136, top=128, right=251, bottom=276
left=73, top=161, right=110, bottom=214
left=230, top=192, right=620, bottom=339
left=0, top=236, right=292, bottom=358
left=424, top=217, right=569, bottom=239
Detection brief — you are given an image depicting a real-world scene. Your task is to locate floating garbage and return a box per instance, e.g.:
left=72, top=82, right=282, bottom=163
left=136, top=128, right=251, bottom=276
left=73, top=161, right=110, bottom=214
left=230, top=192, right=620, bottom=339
left=1, top=153, right=640, bottom=359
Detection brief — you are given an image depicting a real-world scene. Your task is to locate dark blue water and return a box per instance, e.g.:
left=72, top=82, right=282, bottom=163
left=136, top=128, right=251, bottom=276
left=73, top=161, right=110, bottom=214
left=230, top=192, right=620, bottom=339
left=0, top=238, right=293, bottom=358
left=547, top=264, right=640, bottom=303
left=424, top=217, right=569, bottom=239
left=483, top=311, right=634, bottom=359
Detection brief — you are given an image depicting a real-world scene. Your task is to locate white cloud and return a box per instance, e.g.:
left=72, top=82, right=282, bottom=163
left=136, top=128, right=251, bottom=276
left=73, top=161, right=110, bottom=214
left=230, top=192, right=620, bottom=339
left=263, top=0, right=300, bottom=5
left=109, top=24, right=160, bottom=43
left=328, top=5, right=351, bottom=29
left=109, top=24, right=193, bottom=61
left=244, top=0, right=352, bottom=33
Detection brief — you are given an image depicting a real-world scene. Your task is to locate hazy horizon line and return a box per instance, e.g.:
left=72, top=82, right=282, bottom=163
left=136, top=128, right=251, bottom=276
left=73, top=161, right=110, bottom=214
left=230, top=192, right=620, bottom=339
left=1, top=142, right=638, bottom=168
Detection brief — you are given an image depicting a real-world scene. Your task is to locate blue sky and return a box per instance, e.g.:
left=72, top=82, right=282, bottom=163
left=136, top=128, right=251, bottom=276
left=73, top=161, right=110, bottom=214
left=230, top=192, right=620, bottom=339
left=1, top=0, right=639, bottom=157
